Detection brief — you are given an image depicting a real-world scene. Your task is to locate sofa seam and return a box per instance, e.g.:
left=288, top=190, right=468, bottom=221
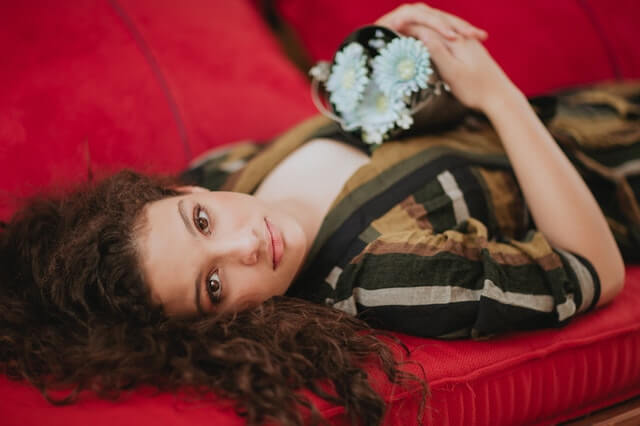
left=319, top=324, right=640, bottom=421
left=107, top=0, right=192, bottom=162
left=427, top=322, right=640, bottom=388
left=576, top=0, right=622, bottom=79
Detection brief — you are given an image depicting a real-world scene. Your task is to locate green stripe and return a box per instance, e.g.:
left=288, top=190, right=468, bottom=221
left=358, top=226, right=381, bottom=245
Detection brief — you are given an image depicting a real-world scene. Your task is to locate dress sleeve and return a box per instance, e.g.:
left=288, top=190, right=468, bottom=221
left=333, top=217, right=601, bottom=339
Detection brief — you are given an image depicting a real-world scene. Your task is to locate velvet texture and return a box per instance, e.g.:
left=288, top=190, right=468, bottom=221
left=272, top=0, right=630, bottom=96
left=580, top=0, right=640, bottom=79
left=2, top=1, right=640, bottom=425
left=0, top=0, right=315, bottom=220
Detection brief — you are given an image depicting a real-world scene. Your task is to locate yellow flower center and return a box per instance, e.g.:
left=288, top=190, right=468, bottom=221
left=396, top=59, right=415, bottom=80
left=342, top=69, right=356, bottom=89
left=376, top=94, right=388, bottom=112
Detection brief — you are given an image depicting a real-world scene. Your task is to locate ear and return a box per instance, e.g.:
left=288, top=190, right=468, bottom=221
left=170, top=185, right=209, bottom=194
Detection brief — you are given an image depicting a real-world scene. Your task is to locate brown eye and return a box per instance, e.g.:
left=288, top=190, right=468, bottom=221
left=206, top=271, right=223, bottom=304
left=194, top=205, right=212, bottom=235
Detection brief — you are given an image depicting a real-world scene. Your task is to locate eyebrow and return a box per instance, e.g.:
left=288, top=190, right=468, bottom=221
left=178, top=199, right=196, bottom=236
left=177, top=199, right=205, bottom=314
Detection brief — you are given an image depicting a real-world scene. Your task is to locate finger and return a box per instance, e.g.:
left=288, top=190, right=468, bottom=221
left=452, top=24, right=488, bottom=40
left=376, top=3, right=459, bottom=40
left=439, top=11, right=488, bottom=39
left=404, top=24, right=455, bottom=59
left=455, top=24, right=488, bottom=40
left=453, top=25, right=488, bottom=41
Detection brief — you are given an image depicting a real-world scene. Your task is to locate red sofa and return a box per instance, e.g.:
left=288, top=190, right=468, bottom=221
left=1, top=1, right=639, bottom=424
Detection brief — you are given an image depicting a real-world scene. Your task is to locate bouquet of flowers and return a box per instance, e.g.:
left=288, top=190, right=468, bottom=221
left=310, top=26, right=457, bottom=147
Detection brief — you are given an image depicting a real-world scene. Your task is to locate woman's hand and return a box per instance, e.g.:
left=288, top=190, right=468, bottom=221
left=376, top=3, right=487, bottom=41
left=376, top=3, right=520, bottom=112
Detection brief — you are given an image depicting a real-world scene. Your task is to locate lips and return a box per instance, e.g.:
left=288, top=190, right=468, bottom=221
left=265, top=217, right=284, bottom=270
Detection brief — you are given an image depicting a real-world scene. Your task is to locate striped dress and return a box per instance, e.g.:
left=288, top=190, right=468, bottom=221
left=182, top=81, right=640, bottom=339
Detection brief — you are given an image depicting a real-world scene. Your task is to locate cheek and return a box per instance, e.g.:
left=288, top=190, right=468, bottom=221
left=228, top=272, right=280, bottom=307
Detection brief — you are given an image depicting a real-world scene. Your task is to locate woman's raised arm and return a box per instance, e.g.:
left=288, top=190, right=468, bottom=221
left=479, top=84, right=625, bottom=306
left=376, top=4, right=625, bottom=306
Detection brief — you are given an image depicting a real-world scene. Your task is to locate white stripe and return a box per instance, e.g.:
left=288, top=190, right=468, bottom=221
left=354, top=285, right=478, bottom=306
left=481, top=279, right=555, bottom=312
left=555, top=248, right=595, bottom=312
left=332, top=296, right=357, bottom=316
left=437, top=170, right=470, bottom=224
left=556, top=295, right=577, bottom=322
left=350, top=279, right=557, bottom=314
left=325, top=266, right=343, bottom=290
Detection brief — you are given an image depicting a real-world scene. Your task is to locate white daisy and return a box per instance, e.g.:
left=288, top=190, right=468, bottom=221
left=373, top=37, right=433, bottom=98
left=355, top=80, right=407, bottom=144
left=326, top=43, right=369, bottom=115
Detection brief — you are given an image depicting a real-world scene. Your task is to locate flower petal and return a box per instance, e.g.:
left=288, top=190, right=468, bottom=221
left=326, top=43, right=370, bottom=115
left=373, top=37, right=433, bottom=99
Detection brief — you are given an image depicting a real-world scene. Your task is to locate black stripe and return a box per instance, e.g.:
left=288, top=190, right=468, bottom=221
left=448, top=166, right=491, bottom=229
left=356, top=302, right=478, bottom=338
left=339, top=251, right=561, bottom=294
left=472, top=297, right=567, bottom=335
left=356, top=297, right=565, bottom=338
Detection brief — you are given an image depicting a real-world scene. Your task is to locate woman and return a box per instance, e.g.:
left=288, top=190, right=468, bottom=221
left=1, top=3, right=637, bottom=425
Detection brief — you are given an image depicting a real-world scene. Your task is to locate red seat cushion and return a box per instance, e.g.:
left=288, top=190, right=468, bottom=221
left=273, top=0, right=617, bottom=97
left=0, top=0, right=315, bottom=220
left=2, top=2, right=640, bottom=425
left=2, top=266, right=640, bottom=425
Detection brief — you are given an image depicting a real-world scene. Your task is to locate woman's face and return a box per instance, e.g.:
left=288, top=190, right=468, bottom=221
left=136, top=187, right=309, bottom=317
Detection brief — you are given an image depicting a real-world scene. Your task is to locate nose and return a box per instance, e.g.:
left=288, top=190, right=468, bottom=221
left=211, top=226, right=261, bottom=266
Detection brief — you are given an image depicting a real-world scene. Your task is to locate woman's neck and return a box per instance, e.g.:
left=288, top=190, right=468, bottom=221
left=253, top=138, right=370, bottom=255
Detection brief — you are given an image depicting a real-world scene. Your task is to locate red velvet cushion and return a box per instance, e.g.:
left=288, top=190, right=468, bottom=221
left=581, top=0, right=640, bottom=79
left=0, top=0, right=315, bottom=220
left=2, top=2, right=640, bottom=425
left=273, top=0, right=617, bottom=96
left=2, top=266, right=640, bottom=425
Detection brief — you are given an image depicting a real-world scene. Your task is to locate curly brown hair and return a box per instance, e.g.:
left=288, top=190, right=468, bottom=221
left=0, top=170, right=427, bottom=426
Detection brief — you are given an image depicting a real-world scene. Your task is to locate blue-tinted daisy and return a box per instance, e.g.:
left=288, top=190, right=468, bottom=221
left=326, top=42, right=369, bottom=115
left=373, top=37, right=433, bottom=98
left=355, top=80, right=407, bottom=144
